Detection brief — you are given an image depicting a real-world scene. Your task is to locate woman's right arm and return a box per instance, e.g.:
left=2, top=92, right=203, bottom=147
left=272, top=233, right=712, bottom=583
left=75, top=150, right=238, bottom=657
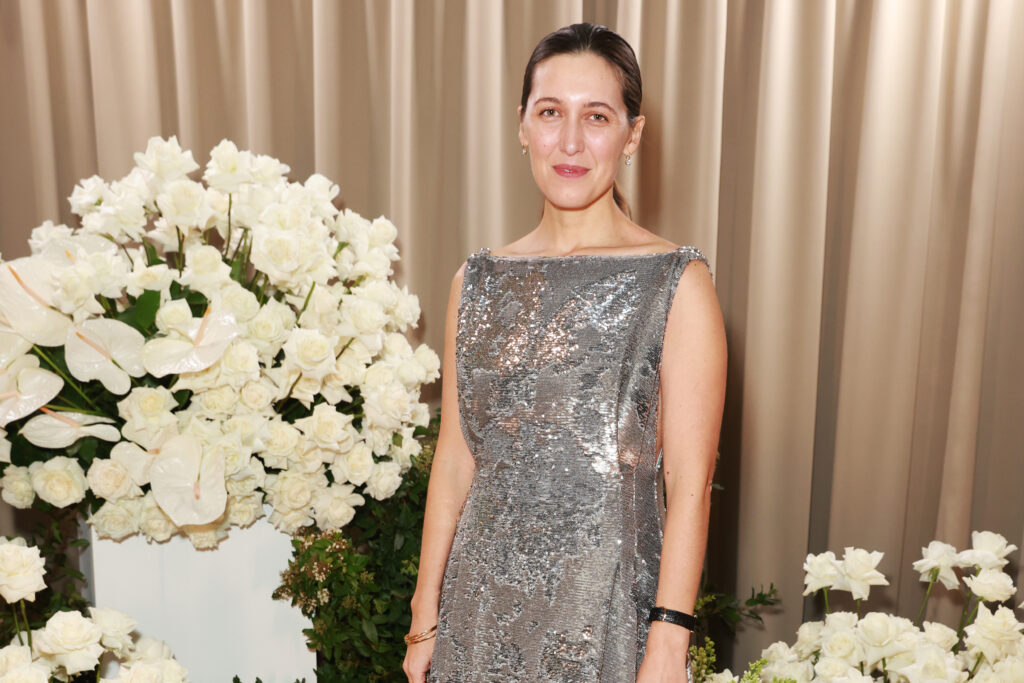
left=404, top=261, right=476, bottom=680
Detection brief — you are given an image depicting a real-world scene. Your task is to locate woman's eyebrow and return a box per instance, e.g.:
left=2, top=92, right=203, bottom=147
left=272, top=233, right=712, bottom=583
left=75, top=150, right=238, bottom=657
left=534, top=96, right=613, bottom=109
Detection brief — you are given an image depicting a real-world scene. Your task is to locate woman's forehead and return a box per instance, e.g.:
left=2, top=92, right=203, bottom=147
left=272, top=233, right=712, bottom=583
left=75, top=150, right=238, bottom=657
left=529, top=52, right=624, bottom=107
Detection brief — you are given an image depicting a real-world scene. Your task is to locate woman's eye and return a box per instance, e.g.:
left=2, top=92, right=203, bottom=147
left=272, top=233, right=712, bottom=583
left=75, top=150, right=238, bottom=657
left=540, top=108, right=557, bottom=117
left=589, top=113, right=608, bottom=122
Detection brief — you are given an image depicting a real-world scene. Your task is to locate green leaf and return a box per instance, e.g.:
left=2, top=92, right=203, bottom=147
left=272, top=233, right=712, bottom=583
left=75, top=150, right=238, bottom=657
left=361, top=618, right=378, bottom=644
left=117, top=289, right=161, bottom=332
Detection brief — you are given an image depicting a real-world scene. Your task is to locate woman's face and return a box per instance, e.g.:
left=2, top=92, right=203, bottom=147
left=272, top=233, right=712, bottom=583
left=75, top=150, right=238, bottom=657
left=518, top=51, right=644, bottom=212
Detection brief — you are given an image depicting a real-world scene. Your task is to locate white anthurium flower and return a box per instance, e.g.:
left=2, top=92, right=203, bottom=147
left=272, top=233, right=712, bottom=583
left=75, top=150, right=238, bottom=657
left=110, top=440, right=162, bottom=487
left=20, top=408, right=120, bottom=448
left=0, top=330, right=31, bottom=367
left=149, top=433, right=227, bottom=526
left=0, top=356, right=63, bottom=428
left=0, top=258, right=72, bottom=346
left=64, top=319, right=145, bottom=394
left=142, top=307, right=239, bottom=377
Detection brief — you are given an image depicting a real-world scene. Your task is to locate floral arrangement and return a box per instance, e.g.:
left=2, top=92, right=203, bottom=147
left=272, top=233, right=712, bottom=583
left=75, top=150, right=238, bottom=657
left=0, top=535, right=186, bottom=681
left=706, top=530, right=1024, bottom=682
left=0, top=135, right=439, bottom=548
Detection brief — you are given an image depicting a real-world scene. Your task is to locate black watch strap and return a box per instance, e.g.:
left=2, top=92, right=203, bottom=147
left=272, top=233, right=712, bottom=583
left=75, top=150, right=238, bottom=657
left=648, top=606, right=697, bottom=631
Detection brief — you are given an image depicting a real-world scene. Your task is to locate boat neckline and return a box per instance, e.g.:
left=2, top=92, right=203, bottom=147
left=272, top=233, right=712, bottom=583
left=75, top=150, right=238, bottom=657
left=478, top=245, right=688, bottom=261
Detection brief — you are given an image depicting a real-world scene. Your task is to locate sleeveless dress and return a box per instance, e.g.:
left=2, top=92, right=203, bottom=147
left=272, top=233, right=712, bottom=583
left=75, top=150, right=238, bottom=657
left=427, top=244, right=710, bottom=682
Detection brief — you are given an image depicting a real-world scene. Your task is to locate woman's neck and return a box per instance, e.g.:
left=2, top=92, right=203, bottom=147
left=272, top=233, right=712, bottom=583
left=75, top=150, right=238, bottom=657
left=534, top=190, right=632, bottom=249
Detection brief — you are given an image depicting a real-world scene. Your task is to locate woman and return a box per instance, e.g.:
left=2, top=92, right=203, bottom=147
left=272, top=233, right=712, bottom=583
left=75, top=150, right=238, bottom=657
left=404, top=23, right=726, bottom=682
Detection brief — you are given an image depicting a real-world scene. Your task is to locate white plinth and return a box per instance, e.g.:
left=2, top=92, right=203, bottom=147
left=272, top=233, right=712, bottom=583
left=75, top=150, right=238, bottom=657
left=83, top=516, right=316, bottom=683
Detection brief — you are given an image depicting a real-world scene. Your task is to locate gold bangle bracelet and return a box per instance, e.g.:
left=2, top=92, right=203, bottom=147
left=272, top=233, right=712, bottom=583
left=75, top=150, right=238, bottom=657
left=404, top=624, right=437, bottom=644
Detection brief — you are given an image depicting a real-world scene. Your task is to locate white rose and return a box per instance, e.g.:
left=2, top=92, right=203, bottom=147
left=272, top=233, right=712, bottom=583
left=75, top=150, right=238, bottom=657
left=34, top=611, right=103, bottom=675
left=957, top=531, right=1018, bottom=571
left=331, top=444, right=375, bottom=486
left=392, top=287, right=421, bottom=330
left=90, top=499, right=141, bottom=541
left=133, top=135, right=198, bottom=184
left=856, top=612, right=903, bottom=669
left=125, top=636, right=173, bottom=663
left=288, top=444, right=329, bottom=474
left=266, top=470, right=324, bottom=512
left=892, top=642, right=962, bottom=683
left=238, top=379, right=275, bottom=412
left=340, top=296, right=387, bottom=337
left=86, top=459, right=142, bottom=501
left=216, top=341, right=260, bottom=389
left=212, top=282, right=260, bottom=323
left=139, top=492, right=177, bottom=543
left=177, top=244, right=229, bottom=293
left=154, top=299, right=193, bottom=336
left=364, top=460, right=402, bottom=501
left=28, top=458, right=87, bottom=508
left=182, top=517, right=229, bottom=550
left=226, top=494, right=264, bottom=528
left=250, top=228, right=302, bottom=286
left=912, top=540, right=961, bottom=590
left=839, top=547, right=889, bottom=601
left=814, top=656, right=857, bottom=679
left=922, top=621, right=959, bottom=650
left=246, top=301, right=294, bottom=359
left=964, top=604, right=1023, bottom=664
left=87, top=606, right=135, bottom=658
left=0, top=661, right=52, bottom=682
left=293, top=404, right=354, bottom=451
left=115, top=658, right=187, bottom=683
left=0, top=542, right=46, bottom=603
left=192, top=386, right=238, bottom=415
left=268, top=506, right=313, bottom=534
left=0, top=643, right=33, bottom=675
left=311, top=484, right=364, bottom=530
left=225, top=458, right=265, bottom=496
left=413, top=344, right=441, bottom=381
left=965, top=568, right=1016, bottom=603
left=203, top=139, right=252, bottom=193
left=262, top=421, right=301, bottom=469
left=117, top=387, right=178, bottom=450
left=125, top=261, right=173, bottom=298
left=820, top=626, right=864, bottom=666
left=361, top=382, right=410, bottom=431
left=282, top=329, right=337, bottom=380
left=0, top=467, right=35, bottom=509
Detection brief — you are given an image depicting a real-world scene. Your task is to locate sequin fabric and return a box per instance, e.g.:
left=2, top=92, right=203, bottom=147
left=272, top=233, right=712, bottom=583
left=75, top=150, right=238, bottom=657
left=427, top=245, right=710, bottom=682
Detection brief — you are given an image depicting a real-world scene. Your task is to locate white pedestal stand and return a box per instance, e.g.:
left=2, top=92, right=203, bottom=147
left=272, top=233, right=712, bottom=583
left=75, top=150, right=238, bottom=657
left=82, top=516, right=316, bottom=683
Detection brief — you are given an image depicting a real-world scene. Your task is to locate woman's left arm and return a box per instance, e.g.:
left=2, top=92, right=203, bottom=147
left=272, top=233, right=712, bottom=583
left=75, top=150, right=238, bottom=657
left=637, top=257, right=727, bottom=682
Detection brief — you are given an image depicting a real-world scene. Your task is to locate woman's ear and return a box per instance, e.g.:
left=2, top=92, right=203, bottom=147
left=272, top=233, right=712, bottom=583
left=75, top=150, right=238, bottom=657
left=517, top=105, right=529, bottom=147
left=624, top=114, right=646, bottom=156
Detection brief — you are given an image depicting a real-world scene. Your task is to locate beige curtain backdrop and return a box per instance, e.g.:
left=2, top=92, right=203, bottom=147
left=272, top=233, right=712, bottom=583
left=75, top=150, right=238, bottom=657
left=2, top=0, right=1022, bottom=670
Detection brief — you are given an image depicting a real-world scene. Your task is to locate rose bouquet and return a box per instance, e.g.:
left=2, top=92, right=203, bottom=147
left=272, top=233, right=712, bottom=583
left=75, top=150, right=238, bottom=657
left=0, top=536, right=187, bottom=681
left=705, top=530, right=1024, bottom=682
left=0, top=136, right=439, bottom=548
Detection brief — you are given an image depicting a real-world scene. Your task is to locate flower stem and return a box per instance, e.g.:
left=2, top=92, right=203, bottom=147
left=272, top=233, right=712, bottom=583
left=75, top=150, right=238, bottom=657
left=32, top=345, right=101, bottom=410
left=955, top=592, right=975, bottom=652
left=969, top=652, right=983, bottom=678
left=856, top=598, right=862, bottom=618
left=10, top=604, right=23, bottom=645
left=823, top=587, right=830, bottom=614
left=20, top=600, right=31, bottom=649
left=915, top=568, right=938, bottom=627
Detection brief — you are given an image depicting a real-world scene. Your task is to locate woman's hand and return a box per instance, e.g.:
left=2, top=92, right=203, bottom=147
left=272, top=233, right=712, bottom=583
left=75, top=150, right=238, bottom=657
left=636, top=621, right=691, bottom=682
left=402, top=636, right=435, bottom=682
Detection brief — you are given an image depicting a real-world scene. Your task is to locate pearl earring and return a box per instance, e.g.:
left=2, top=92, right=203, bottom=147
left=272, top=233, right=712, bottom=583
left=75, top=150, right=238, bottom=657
left=624, top=154, right=632, bottom=166
left=521, top=146, right=528, bottom=156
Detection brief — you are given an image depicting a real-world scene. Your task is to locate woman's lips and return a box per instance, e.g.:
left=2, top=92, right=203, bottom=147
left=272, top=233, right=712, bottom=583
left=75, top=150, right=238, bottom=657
left=553, top=164, right=589, bottom=177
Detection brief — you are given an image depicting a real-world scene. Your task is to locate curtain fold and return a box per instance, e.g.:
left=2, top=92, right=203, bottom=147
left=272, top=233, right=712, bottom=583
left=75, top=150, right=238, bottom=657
left=1, top=0, right=1022, bottom=670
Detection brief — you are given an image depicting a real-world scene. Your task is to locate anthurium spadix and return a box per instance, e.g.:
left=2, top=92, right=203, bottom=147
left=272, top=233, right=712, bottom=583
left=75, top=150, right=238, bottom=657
left=20, top=408, right=120, bottom=448
left=142, top=307, right=239, bottom=378
left=0, top=356, right=63, bottom=427
left=0, top=257, right=72, bottom=346
left=65, top=319, right=145, bottom=394
left=149, top=433, right=227, bottom=526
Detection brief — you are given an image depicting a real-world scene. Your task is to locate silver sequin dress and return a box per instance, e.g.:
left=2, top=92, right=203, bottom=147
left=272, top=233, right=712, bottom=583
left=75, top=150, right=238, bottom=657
left=427, top=245, right=710, bottom=682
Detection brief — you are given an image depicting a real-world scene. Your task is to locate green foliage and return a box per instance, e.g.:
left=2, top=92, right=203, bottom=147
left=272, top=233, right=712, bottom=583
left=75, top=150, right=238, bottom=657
left=692, top=580, right=780, bottom=645
left=0, top=507, right=90, bottom=647
left=274, top=408, right=439, bottom=682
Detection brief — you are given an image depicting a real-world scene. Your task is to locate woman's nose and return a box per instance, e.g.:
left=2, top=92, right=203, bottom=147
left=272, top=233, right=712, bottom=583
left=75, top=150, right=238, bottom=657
left=560, top=118, right=583, bottom=155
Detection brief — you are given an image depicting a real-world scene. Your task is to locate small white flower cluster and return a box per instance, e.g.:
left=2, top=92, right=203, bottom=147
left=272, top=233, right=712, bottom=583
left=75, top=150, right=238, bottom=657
left=0, top=136, right=440, bottom=548
left=0, top=537, right=186, bottom=681
left=715, top=531, right=1024, bottom=682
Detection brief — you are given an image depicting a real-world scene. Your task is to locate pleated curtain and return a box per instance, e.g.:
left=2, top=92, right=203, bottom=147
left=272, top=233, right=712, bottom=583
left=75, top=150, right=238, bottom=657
left=2, top=0, right=1023, bottom=670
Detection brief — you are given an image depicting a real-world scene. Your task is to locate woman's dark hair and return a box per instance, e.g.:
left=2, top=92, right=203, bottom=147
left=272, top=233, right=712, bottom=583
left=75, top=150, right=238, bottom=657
left=520, top=23, right=642, bottom=218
